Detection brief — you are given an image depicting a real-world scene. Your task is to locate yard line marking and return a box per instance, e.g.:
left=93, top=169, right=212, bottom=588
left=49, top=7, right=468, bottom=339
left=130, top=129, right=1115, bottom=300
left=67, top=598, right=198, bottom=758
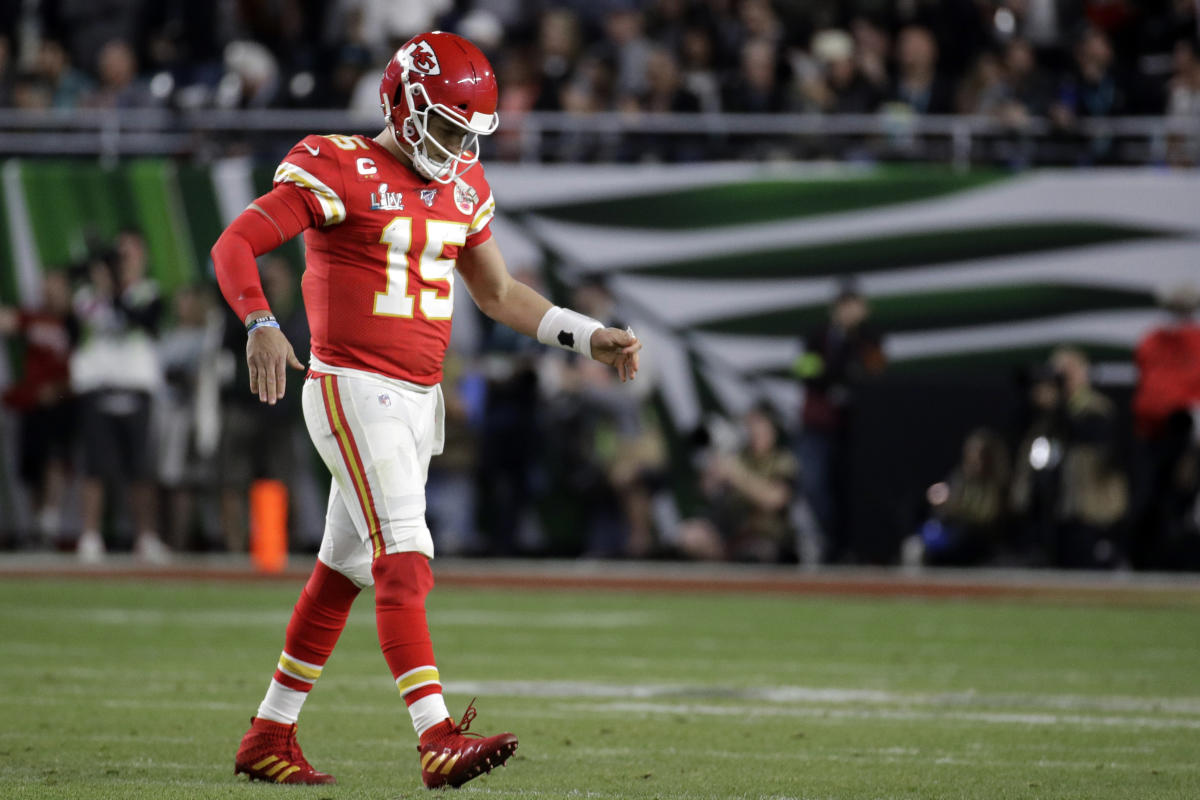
left=507, top=744, right=1200, bottom=772
left=565, top=700, right=1200, bottom=732
left=443, top=680, right=1200, bottom=716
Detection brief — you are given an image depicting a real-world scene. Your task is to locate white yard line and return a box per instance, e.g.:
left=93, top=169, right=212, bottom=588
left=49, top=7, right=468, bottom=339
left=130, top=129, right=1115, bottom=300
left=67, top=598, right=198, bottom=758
left=564, top=700, right=1200, bottom=732
left=444, top=680, right=1200, bottom=716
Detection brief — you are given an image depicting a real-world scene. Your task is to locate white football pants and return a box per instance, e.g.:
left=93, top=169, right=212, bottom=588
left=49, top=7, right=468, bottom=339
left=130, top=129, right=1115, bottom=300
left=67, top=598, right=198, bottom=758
left=300, top=367, right=444, bottom=587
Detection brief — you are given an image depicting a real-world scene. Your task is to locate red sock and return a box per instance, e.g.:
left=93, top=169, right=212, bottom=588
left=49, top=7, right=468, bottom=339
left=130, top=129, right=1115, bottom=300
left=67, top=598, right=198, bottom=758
left=272, top=560, right=361, bottom=692
left=372, top=552, right=441, bottom=705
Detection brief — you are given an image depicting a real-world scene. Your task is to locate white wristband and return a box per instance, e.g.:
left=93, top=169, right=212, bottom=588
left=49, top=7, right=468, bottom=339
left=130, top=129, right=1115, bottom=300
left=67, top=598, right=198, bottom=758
left=537, top=306, right=604, bottom=359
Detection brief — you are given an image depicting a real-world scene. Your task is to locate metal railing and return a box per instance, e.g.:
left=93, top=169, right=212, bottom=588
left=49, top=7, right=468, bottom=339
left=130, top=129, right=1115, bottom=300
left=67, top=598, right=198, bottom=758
left=0, top=108, right=1196, bottom=166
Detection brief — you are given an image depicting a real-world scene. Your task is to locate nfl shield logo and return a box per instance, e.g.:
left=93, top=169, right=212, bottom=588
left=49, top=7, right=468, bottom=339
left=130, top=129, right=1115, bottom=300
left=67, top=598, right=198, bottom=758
left=420, top=189, right=438, bottom=208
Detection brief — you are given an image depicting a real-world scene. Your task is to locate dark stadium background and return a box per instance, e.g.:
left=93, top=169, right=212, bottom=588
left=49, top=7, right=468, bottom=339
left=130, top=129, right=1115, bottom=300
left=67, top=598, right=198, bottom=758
left=0, top=0, right=1198, bottom=571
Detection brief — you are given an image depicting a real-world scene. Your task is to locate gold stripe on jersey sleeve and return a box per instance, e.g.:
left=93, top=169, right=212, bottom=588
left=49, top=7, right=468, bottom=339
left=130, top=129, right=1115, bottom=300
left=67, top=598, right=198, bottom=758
left=468, top=195, right=495, bottom=236
left=273, top=162, right=346, bottom=225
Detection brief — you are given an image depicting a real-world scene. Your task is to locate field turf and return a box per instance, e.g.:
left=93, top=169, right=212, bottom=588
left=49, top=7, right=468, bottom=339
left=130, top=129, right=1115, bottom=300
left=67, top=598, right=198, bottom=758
left=1, top=568, right=1199, bottom=799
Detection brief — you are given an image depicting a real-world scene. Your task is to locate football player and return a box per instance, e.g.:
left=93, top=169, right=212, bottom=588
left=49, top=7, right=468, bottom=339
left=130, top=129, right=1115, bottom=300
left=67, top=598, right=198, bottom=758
left=212, top=31, right=640, bottom=788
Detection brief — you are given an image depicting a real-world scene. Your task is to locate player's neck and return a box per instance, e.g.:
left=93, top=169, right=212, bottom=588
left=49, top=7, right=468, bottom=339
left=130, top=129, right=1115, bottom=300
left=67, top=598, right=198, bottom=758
left=374, top=129, right=419, bottom=174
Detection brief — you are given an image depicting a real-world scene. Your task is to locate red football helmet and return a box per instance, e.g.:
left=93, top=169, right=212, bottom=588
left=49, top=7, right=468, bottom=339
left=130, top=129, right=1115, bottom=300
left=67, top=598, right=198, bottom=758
left=379, top=32, right=499, bottom=184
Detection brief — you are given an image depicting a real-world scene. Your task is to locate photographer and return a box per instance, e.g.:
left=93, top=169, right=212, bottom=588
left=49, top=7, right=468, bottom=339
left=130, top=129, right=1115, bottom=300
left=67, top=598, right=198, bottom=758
left=70, top=228, right=166, bottom=561
left=1010, top=347, right=1128, bottom=568
left=676, top=404, right=799, bottom=563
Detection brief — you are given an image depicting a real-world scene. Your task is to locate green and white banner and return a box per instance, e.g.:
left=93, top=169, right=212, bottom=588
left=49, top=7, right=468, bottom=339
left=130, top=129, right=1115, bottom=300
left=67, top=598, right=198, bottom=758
left=2, top=160, right=1197, bottom=431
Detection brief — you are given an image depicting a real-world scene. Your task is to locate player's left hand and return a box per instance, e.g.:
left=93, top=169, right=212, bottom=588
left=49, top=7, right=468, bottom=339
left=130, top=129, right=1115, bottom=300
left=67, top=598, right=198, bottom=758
left=590, top=327, right=641, bottom=382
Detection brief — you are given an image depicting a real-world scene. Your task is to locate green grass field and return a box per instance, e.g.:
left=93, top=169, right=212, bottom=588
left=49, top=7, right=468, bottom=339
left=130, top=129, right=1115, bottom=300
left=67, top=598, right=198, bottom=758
left=1, top=571, right=1199, bottom=799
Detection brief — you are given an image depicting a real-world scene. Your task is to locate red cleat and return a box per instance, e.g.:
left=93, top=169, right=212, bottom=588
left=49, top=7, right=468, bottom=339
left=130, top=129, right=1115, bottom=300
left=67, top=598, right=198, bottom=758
left=234, top=716, right=336, bottom=784
left=417, top=700, right=518, bottom=789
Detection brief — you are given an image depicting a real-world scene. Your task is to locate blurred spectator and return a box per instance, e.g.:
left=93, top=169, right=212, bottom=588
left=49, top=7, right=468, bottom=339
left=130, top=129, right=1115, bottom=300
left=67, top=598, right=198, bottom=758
left=70, top=229, right=166, bottom=562
left=632, top=44, right=705, bottom=161
left=1051, top=25, right=1127, bottom=125
left=0, top=270, right=78, bottom=547
left=533, top=7, right=584, bottom=112
left=1129, top=286, right=1200, bottom=569
left=849, top=15, right=891, bottom=100
left=889, top=25, right=954, bottom=114
left=1168, top=38, right=1200, bottom=116
left=639, top=44, right=701, bottom=113
left=85, top=39, right=155, bottom=108
left=903, top=428, right=1012, bottom=567
left=36, top=38, right=92, bottom=110
left=11, top=70, right=52, bottom=110
left=792, top=286, right=886, bottom=563
left=542, top=352, right=666, bottom=558
left=217, top=40, right=279, bottom=109
left=1002, top=37, right=1054, bottom=120
left=736, top=0, right=784, bottom=46
left=474, top=268, right=544, bottom=555
left=676, top=404, right=798, bottom=563
left=678, top=23, right=722, bottom=112
left=571, top=278, right=665, bottom=556
left=801, top=28, right=883, bottom=113
left=157, top=283, right=225, bottom=550
left=333, top=0, right=451, bottom=55
left=1167, top=38, right=1200, bottom=164
left=218, top=255, right=309, bottom=553
left=425, top=351, right=483, bottom=555
left=1011, top=347, right=1128, bottom=568
left=957, top=50, right=1009, bottom=115
left=722, top=37, right=796, bottom=113
left=343, top=8, right=387, bottom=116
left=594, top=7, right=654, bottom=110
left=38, top=0, right=143, bottom=78
left=0, top=34, right=11, bottom=107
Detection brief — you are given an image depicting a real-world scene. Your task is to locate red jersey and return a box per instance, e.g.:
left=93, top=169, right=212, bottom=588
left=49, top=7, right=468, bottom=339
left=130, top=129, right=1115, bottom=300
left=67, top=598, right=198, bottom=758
left=275, top=134, right=496, bottom=385
left=2, top=310, right=72, bottom=411
left=1132, top=322, right=1200, bottom=438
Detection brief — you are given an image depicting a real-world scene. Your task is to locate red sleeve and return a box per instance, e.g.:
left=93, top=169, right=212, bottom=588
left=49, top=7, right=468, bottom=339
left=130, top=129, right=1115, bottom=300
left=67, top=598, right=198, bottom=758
left=211, top=184, right=316, bottom=322
left=272, top=135, right=349, bottom=227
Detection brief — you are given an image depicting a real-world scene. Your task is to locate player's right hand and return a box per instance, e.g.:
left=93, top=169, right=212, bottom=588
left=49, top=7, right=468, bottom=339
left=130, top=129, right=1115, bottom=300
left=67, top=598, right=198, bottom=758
left=247, top=326, right=305, bottom=405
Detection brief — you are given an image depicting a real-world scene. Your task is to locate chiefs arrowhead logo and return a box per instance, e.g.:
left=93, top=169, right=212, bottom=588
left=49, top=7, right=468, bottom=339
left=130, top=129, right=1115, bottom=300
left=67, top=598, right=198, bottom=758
left=405, top=40, right=441, bottom=76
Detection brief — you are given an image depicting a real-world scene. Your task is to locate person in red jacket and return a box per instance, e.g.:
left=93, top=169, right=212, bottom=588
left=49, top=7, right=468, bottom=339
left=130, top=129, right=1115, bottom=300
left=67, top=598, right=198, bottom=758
left=1130, top=285, right=1200, bottom=568
left=211, top=32, right=640, bottom=789
left=0, top=270, right=77, bottom=546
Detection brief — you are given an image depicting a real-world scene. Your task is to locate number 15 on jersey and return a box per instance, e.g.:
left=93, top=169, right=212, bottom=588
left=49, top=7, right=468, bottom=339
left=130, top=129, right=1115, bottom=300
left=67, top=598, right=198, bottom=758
left=374, top=217, right=467, bottom=321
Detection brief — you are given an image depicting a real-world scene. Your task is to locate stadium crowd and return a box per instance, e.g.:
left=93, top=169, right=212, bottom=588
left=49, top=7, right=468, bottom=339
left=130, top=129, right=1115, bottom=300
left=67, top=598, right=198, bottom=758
left=0, top=1, right=1197, bottom=133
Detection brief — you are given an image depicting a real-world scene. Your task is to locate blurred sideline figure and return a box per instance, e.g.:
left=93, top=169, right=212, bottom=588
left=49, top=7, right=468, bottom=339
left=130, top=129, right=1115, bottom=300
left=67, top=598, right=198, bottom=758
left=904, top=428, right=1011, bottom=567
left=217, top=256, right=311, bottom=554
left=211, top=32, right=640, bottom=788
left=0, top=270, right=77, bottom=546
left=677, top=404, right=798, bottom=563
left=70, top=229, right=168, bottom=563
left=1011, top=347, right=1128, bottom=568
left=1129, top=286, right=1200, bottom=569
left=793, top=284, right=886, bottom=563
left=157, top=283, right=225, bottom=550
